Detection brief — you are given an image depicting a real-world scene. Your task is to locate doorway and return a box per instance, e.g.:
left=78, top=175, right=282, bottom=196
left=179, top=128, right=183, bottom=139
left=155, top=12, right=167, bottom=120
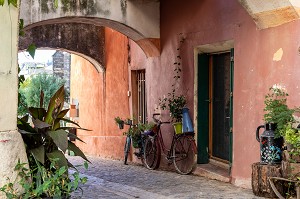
left=197, top=50, right=234, bottom=164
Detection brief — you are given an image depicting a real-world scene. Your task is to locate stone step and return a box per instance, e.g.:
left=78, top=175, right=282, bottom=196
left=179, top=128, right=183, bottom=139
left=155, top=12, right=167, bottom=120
left=193, top=162, right=231, bottom=183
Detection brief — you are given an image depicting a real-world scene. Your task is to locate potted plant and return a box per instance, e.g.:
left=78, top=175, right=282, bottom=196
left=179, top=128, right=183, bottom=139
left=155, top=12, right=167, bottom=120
left=123, top=125, right=141, bottom=148
left=138, top=122, right=156, bottom=135
left=159, top=93, right=187, bottom=134
left=114, top=116, right=124, bottom=129
left=257, top=85, right=296, bottom=164
left=263, top=85, right=295, bottom=138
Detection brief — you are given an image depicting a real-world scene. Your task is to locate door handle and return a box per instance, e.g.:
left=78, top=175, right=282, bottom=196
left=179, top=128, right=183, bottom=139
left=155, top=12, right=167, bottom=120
left=205, top=99, right=211, bottom=103
left=226, top=117, right=230, bottom=119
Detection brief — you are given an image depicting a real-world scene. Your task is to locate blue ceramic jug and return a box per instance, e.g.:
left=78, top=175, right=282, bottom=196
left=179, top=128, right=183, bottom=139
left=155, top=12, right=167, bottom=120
left=182, top=108, right=194, bottom=133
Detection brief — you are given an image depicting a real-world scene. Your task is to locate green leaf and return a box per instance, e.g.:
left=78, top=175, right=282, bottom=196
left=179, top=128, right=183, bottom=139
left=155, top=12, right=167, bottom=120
left=0, top=0, right=4, bottom=6
left=68, top=141, right=90, bottom=163
left=27, top=43, right=37, bottom=59
left=60, top=118, right=81, bottom=128
left=8, top=0, right=17, bottom=7
left=32, top=118, right=51, bottom=129
left=84, top=161, right=89, bottom=169
left=57, top=109, right=69, bottom=119
left=45, top=86, right=65, bottom=124
left=48, top=129, right=68, bottom=152
left=29, top=108, right=46, bottom=120
left=19, top=129, right=36, bottom=135
left=47, top=150, right=68, bottom=168
left=30, top=146, right=45, bottom=165
left=17, top=118, right=37, bottom=133
left=53, top=109, right=70, bottom=130
left=67, top=131, right=85, bottom=143
left=58, top=166, right=67, bottom=176
left=19, top=19, right=24, bottom=36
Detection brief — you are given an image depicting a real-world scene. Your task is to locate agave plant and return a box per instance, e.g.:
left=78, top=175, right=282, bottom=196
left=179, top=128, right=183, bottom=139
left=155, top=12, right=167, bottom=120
left=18, top=85, right=90, bottom=172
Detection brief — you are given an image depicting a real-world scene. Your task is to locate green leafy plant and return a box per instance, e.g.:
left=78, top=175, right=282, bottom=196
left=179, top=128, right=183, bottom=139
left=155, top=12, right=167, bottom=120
left=264, top=85, right=297, bottom=138
left=159, top=94, right=186, bottom=123
left=0, top=159, right=88, bottom=198
left=114, top=116, right=124, bottom=125
left=114, top=116, right=125, bottom=130
left=15, top=85, right=90, bottom=197
left=137, top=122, right=155, bottom=132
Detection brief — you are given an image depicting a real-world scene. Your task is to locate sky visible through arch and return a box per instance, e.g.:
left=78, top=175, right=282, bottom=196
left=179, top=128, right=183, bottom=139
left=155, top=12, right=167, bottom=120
left=18, top=50, right=56, bottom=64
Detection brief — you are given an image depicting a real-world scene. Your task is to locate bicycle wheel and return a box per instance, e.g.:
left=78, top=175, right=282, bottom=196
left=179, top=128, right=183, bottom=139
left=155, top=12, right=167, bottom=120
left=173, top=135, right=197, bottom=174
left=124, top=136, right=131, bottom=165
left=143, top=136, right=161, bottom=170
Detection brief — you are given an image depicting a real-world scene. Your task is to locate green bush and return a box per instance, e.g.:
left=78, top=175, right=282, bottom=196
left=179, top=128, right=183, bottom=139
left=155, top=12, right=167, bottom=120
left=18, top=73, right=68, bottom=116
left=0, top=159, right=88, bottom=199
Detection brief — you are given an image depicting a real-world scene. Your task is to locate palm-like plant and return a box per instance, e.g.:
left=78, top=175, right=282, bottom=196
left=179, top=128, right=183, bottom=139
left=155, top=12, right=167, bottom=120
left=18, top=86, right=89, bottom=197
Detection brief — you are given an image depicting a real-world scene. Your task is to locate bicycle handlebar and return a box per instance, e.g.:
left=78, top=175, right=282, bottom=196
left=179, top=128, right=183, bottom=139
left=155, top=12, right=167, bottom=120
left=152, top=113, right=170, bottom=124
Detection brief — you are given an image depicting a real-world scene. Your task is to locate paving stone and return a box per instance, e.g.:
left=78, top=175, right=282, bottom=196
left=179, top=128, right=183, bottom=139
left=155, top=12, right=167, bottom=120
left=69, top=156, right=264, bottom=199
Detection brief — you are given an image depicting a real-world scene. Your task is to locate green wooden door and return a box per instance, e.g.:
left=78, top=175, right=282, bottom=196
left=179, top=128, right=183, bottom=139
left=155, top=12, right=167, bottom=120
left=229, top=48, right=234, bottom=170
left=197, top=54, right=209, bottom=164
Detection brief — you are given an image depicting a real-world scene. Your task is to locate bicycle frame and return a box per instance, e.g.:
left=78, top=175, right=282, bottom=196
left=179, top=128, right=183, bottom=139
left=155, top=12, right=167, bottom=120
left=153, top=114, right=179, bottom=162
left=157, top=123, right=176, bottom=160
left=153, top=113, right=197, bottom=160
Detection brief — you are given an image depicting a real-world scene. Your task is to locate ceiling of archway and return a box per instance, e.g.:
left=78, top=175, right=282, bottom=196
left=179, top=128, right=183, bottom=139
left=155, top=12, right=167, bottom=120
left=19, top=23, right=105, bottom=72
left=239, top=0, right=300, bottom=29
left=20, top=0, right=160, bottom=39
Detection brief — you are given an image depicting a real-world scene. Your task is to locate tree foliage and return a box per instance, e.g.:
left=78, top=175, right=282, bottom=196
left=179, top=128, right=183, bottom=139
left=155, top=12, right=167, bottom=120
left=19, top=73, right=67, bottom=116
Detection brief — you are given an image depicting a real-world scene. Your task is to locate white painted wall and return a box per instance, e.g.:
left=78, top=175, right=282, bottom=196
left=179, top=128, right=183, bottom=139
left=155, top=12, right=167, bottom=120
left=0, top=2, right=28, bottom=198
left=0, top=2, right=18, bottom=131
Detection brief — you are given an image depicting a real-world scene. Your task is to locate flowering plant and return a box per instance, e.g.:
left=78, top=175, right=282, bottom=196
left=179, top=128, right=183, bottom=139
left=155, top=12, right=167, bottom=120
left=264, top=84, right=296, bottom=138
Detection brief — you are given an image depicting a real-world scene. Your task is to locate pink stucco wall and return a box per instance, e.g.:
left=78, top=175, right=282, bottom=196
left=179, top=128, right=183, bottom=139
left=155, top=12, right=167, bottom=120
left=71, top=0, right=300, bottom=188
left=130, top=0, right=300, bottom=188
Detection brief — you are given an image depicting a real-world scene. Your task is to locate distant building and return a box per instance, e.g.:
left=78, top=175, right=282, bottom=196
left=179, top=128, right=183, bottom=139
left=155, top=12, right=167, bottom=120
left=52, top=51, right=71, bottom=93
left=19, top=62, right=52, bottom=79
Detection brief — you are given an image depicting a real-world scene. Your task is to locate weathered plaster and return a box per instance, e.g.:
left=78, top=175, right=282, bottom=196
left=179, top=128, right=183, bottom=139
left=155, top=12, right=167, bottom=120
left=19, top=23, right=105, bottom=72
left=239, top=0, right=300, bottom=29
left=20, top=0, right=160, bottom=40
left=273, top=48, right=283, bottom=61
left=0, top=3, right=29, bottom=198
left=0, top=130, right=28, bottom=198
left=70, top=28, right=131, bottom=159
left=0, top=3, right=18, bottom=131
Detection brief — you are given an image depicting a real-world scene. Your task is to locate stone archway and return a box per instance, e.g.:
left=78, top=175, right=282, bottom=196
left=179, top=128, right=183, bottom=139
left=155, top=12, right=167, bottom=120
left=20, top=0, right=160, bottom=57
left=19, top=23, right=106, bottom=72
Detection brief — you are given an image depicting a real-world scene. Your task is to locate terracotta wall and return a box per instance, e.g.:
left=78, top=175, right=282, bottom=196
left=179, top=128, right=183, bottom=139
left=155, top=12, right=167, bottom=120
left=70, top=28, right=130, bottom=160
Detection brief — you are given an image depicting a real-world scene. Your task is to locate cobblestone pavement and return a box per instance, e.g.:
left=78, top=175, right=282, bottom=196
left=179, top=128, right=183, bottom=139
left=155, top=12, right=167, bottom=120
left=69, top=156, right=263, bottom=199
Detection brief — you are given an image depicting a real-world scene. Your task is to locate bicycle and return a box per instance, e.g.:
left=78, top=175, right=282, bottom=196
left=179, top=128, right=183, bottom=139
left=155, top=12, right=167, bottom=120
left=143, top=113, right=197, bottom=174
left=121, top=120, right=146, bottom=165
